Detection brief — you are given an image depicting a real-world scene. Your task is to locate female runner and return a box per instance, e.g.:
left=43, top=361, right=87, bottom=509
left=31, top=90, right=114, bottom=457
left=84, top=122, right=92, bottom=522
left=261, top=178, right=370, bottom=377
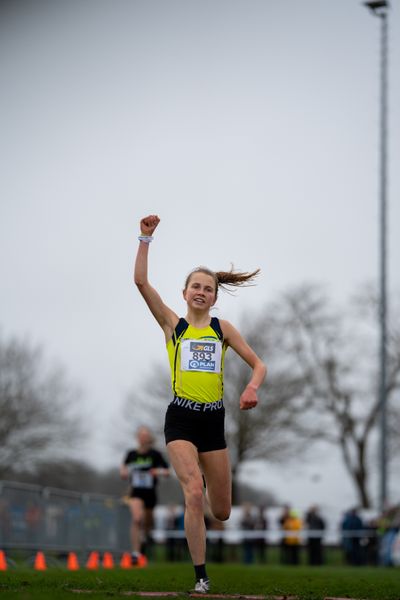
left=134, top=214, right=267, bottom=592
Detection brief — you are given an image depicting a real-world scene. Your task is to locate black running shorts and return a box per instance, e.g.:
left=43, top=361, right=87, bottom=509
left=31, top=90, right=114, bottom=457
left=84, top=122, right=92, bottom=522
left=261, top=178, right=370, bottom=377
left=129, top=488, right=157, bottom=509
left=164, top=397, right=226, bottom=453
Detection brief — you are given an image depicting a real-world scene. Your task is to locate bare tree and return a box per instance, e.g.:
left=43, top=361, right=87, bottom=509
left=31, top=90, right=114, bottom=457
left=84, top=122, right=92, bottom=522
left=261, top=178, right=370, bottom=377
left=0, top=332, right=86, bottom=475
left=223, top=316, right=312, bottom=467
left=262, top=284, right=400, bottom=508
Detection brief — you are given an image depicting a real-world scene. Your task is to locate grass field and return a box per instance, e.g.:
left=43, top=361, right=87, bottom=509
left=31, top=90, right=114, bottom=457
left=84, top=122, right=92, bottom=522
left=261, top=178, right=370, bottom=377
left=1, top=563, right=400, bottom=600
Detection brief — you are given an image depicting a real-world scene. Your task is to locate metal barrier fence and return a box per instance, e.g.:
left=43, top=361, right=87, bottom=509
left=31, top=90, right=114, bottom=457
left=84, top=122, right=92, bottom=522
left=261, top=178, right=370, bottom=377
left=1, top=479, right=391, bottom=566
left=0, top=480, right=131, bottom=554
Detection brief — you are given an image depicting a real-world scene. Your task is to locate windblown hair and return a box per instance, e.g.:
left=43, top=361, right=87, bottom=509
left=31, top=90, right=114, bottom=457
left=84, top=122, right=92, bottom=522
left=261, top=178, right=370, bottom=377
left=184, top=266, right=260, bottom=299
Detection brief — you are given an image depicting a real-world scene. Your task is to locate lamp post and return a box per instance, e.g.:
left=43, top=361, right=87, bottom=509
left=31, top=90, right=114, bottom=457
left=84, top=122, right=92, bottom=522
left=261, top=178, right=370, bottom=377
left=363, top=0, right=389, bottom=512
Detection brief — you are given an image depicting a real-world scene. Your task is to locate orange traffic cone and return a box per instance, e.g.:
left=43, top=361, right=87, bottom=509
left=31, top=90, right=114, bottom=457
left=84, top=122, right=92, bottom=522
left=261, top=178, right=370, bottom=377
left=120, top=552, right=132, bottom=569
left=102, top=552, right=114, bottom=569
left=0, top=550, right=7, bottom=571
left=86, top=551, right=99, bottom=570
left=34, top=551, right=47, bottom=571
left=67, top=552, right=80, bottom=570
left=137, top=553, right=148, bottom=568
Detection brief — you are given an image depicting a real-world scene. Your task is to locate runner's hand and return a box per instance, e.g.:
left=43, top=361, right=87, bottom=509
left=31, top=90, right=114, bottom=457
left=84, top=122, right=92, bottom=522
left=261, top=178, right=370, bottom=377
left=140, top=215, right=160, bottom=236
left=239, top=385, right=258, bottom=410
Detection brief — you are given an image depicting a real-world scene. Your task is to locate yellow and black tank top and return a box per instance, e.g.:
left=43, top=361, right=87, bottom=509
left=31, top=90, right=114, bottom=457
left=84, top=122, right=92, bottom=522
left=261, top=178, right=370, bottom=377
left=166, top=317, right=227, bottom=404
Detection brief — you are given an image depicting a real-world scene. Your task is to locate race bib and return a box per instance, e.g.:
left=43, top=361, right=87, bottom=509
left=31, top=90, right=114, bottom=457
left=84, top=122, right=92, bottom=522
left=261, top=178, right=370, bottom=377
left=180, top=339, right=222, bottom=373
left=131, top=470, right=154, bottom=489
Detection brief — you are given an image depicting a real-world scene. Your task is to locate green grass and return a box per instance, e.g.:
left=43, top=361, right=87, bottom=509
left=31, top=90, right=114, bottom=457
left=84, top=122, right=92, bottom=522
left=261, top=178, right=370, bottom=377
left=0, top=563, right=399, bottom=600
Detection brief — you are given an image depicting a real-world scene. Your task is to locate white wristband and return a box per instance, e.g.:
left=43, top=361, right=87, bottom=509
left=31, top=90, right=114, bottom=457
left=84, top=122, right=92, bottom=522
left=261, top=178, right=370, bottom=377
left=138, top=235, right=154, bottom=243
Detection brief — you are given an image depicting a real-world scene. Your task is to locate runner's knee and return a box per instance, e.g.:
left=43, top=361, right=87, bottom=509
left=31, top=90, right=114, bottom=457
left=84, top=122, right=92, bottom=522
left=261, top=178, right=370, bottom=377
left=133, top=514, right=144, bottom=527
left=211, top=505, right=231, bottom=522
left=184, top=480, right=204, bottom=514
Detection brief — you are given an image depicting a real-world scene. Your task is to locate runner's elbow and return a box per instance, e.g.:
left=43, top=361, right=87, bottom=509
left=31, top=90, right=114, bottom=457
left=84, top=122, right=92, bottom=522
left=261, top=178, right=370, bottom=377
left=134, top=278, right=146, bottom=290
left=262, top=362, right=267, bottom=379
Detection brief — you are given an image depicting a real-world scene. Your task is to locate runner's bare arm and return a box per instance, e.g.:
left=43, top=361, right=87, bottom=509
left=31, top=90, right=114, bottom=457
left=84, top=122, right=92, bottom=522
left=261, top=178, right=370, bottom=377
left=150, top=467, right=171, bottom=477
left=134, top=215, right=179, bottom=339
left=221, top=320, right=267, bottom=410
left=120, top=464, right=129, bottom=480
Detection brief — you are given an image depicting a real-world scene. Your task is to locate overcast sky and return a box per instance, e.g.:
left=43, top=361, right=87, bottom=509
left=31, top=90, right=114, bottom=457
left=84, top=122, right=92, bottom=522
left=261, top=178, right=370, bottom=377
left=1, top=0, right=399, bottom=512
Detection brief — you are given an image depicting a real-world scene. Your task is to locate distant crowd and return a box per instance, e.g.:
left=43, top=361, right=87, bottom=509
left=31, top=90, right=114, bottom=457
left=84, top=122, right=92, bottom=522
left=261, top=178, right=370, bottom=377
left=162, top=501, right=400, bottom=567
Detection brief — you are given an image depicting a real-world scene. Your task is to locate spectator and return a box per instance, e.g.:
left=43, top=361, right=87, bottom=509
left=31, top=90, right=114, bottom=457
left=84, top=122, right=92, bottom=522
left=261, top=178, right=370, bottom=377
left=282, top=509, right=303, bottom=565
left=205, top=507, right=225, bottom=563
left=305, top=505, right=325, bottom=566
left=341, top=507, right=364, bottom=566
left=364, top=517, right=379, bottom=566
left=240, top=503, right=256, bottom=564
left=165, top=504, right=186, bottom=561
left=378, top=504, right=400, bottom=566
left=278, top=505, right=291, bottom=565
left=253, top=505, right=268, bottom=563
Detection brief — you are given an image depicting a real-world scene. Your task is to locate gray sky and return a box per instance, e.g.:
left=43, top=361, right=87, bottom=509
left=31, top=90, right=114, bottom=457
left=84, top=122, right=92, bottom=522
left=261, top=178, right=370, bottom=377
left=1, top=0, right=399, bottom=511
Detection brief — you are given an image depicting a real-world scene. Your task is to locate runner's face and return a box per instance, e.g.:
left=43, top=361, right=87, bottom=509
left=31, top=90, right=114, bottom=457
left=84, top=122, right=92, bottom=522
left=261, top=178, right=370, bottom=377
left=137, top=427, right=153, bottom=448
left=184, top=272, right=216, bottom=309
